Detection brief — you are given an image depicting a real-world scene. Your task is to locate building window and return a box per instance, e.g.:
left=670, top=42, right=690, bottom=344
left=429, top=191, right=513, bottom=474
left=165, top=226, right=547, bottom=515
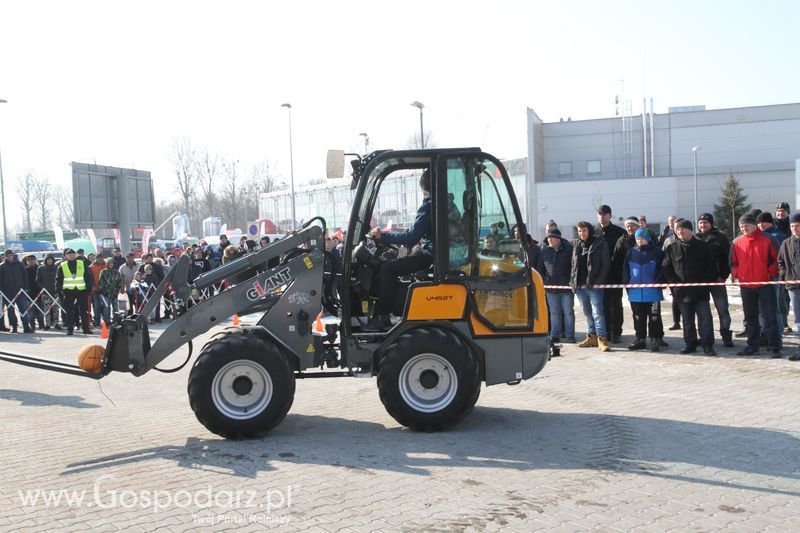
left=587, top=160, right=601, bottom=174
left=558, top=162, right=572, bottom=176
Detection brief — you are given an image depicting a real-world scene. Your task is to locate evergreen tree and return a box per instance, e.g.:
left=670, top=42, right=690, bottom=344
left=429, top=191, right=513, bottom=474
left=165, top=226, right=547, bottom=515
left=713, top=173, right=752, bottom=239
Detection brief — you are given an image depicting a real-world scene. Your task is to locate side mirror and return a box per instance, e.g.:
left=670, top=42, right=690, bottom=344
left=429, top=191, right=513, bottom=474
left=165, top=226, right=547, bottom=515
left=326, top=150, right=345, bottom=179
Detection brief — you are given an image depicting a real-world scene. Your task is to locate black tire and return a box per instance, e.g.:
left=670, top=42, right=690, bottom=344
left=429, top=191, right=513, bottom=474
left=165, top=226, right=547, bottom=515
left=377, top=327, right=480, bottom=431
left=188, top=333, right=295, bottom=439
left=200, top=325, right=245, bottom=353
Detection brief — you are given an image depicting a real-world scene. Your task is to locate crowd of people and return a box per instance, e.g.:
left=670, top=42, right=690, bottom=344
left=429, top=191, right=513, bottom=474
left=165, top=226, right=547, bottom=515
left=3, top=202, right=799, bottom=363
left=0, top=234, right=275, bottom=336
left=535, top=201, right=800, bottom=361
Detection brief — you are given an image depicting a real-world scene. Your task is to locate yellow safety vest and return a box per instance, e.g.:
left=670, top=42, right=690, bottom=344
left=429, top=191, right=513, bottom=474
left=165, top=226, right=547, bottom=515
left=61, top=261, right=86, bottom=291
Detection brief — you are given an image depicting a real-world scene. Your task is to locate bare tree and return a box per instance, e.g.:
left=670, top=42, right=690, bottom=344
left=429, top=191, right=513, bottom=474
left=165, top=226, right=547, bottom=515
left=219, top=157, right=241, bottom=229
left=195, top=147, right=220, bottom=221
left=249, top=160, right=277, bottom=195
left=246, top=159, right=278, bottom=222
left=32, top=175, right=52, bottom=230
left=405, top=130, right=437, bottom=150
left=169, top=137, right=197, bottom=233
left=52, top=184, right=74, bottom=228
left=16, top=170, right=35, bottom=233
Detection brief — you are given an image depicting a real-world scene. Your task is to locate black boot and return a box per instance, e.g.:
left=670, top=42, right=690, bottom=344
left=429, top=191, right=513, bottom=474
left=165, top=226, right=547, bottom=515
left=649, top=338, right=661, bottom=352
left=362, top=314, right=390, bottom=333
left=720, top=329, right=734, bottom=348
left=627, top=338, right=646, bottom=350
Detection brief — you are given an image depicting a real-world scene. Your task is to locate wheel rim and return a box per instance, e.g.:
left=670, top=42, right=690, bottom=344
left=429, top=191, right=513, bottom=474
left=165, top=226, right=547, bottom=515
left=398, top=353, right=458, bottom=413
left=211, top=360, right=273, bottom=420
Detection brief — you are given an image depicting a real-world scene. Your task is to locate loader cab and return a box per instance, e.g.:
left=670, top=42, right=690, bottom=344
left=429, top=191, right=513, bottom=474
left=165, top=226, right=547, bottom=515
left=339, top=148, right=538, bottom=339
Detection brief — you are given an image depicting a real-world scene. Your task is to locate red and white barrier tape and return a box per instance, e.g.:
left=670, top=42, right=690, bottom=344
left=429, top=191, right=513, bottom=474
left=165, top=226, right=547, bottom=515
left=543, top=280, right=800, bottom=290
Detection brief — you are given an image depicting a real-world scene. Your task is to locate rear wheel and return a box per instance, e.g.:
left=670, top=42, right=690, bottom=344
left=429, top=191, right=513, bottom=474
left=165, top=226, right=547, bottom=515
left=188, top=333, right=295, bottom=439
left=378, top=327, right=480, bottom=431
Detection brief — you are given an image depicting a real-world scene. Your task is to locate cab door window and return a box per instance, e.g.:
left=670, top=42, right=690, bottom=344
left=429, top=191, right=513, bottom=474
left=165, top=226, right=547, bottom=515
left=444, top=156, right=530, bottom=329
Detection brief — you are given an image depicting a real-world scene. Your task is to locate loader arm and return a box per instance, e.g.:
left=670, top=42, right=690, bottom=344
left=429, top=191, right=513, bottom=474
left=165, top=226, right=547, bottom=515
left=105, top=224, right=325, bottom=377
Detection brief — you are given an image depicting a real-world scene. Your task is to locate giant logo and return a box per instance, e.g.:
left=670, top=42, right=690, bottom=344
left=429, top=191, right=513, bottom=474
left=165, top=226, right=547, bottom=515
left=246, top=268, right=294, bottom=301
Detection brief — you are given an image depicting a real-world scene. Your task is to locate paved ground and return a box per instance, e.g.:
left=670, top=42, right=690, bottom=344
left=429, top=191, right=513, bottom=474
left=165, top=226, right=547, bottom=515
left=1, top=298, right=799, bottom=532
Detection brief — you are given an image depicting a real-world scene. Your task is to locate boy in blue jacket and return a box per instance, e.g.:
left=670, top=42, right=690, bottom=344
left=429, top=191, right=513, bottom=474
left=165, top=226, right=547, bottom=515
left=623, top=229, right=665, bottom=351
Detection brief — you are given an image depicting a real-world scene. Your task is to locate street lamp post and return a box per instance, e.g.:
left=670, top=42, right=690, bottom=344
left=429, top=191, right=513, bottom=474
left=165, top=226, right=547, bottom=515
left=0, top=98, right=8, bottom=246
left=281, top=103, right=297, bottom=231
left=359, top=132, right=369, bottom=156
left=692, top=146, right=702, bottom=225
left=410, top=101, right=424, bottom=148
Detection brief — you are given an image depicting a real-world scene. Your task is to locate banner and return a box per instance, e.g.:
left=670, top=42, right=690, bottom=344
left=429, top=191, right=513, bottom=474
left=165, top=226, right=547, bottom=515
left=53, top=226, right=65, bottom=250
left=142, top=229, right=152, bottom=253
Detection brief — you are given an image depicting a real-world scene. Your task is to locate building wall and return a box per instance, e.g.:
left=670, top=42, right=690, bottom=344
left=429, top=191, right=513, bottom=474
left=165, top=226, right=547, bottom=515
left=538, top=102, right=800, bottom=183
left=523, top=102, right=800, bottom=238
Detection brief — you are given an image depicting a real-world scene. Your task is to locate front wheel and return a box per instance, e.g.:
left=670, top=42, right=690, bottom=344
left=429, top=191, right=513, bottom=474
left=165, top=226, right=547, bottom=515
left=188, top=333, right=295, bottom=439
left=377, top=327, right=480, bottom=431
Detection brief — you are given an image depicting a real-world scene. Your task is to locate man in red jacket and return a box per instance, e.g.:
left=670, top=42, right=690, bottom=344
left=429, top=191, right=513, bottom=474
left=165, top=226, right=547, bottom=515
left=730, top=214, right=781, bottom=356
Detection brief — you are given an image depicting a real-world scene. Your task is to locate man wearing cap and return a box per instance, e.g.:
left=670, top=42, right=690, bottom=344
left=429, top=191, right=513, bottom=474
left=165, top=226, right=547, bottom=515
left=775, top=202, right=791, bottom=237
left=0, top=250, right=32, bottom=333
left=56, top=248, right=94, bottom=335
left=537, top=227, right=575, bottom=343
left=730, top=214, right=781, bottom=357
left=758, top=211, right=790, bottom=336
left=696, top=213, right=734, bottom=347
left=778, top=212, right=800, bottom=361
left=611, top=216, right=640, bottom=283
left=540, top=220, right=559, bottom=249
left=216, top=235, right=230, bottom=264
left=596, top=205, right=626, bottom=343
left=773, top=203, right=793, bottom=332
left=662, top=220, right=717, bottom=355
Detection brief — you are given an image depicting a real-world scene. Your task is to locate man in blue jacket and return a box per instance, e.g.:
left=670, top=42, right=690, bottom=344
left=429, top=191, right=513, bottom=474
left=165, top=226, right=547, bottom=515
left=364, top=170, right=433, bottom=331
left=0, top=250, right=31, bottom=333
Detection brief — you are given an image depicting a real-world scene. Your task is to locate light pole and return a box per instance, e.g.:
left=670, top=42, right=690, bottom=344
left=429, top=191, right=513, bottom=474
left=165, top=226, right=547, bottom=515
left=281, top=103, right=296, bottom=231
left=0, top=98, right=8, bottom=246
left=410, top=101, right=424, bottom=148
left=359, top=132, right=369, bottom=156
left=692, top=145, right=702, bottom=225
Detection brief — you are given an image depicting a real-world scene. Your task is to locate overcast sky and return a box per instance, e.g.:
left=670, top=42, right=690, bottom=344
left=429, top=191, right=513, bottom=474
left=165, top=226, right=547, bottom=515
left=0, top=0, right=798, bottom=232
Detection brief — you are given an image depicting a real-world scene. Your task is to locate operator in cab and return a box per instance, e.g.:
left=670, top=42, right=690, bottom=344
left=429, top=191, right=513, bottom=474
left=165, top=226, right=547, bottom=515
left=363, top=169, right=433, bottom=332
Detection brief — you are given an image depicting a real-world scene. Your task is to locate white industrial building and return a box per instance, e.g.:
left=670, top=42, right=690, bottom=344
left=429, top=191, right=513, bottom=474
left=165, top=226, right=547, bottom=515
left=522, top=102, right=800, bottom=239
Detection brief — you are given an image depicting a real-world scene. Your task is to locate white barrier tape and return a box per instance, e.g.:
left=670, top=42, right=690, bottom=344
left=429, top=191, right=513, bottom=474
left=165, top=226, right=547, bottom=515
left=544, top=280, right=800, bottom=290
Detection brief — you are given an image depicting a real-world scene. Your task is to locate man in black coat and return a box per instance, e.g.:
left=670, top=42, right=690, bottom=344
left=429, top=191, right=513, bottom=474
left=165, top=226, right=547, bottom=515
left=661, top=220, right=718, bottom=355
left=596, top=205, right=626, bottom=343
left=0, top=250, right=31, bottom=333
left=696, top=213, right=733, bottom=347
left=571, top=221, right=612, bottom=352
left=537, top=228, right=575, bottom=342
left=24, top=255, right=45, bottom=330
left=778, top=212, right=800, bottom=361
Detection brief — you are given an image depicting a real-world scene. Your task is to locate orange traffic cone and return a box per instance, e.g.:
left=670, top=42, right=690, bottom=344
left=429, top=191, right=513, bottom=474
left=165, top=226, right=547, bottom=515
left=312, top=313, right=325, bottom=336
left=100, top=321, right=109, bottom=339
left=233, top=314, right=239, bottom=326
